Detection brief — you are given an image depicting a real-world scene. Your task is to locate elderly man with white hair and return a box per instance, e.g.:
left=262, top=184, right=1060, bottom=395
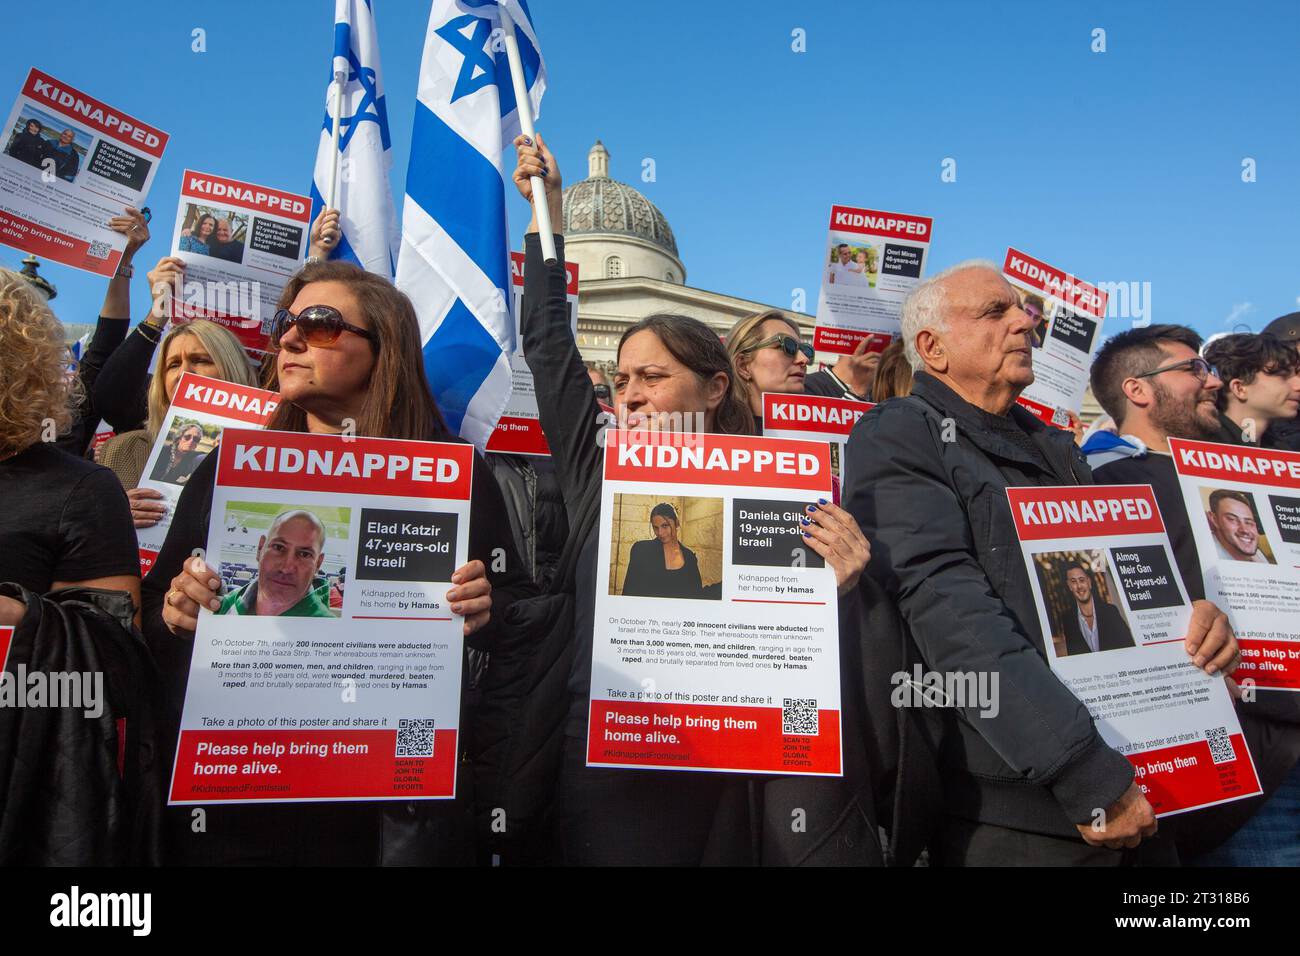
left=842, top=260, right=1239, bottom=865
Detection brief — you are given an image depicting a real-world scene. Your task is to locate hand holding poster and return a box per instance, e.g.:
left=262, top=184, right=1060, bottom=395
left=0, top=68, right=168, bottom=275
left=169, top=170, right=311, bottom=357
left=760, top=391, right=873, bottom=496
left=486, top=251, right=580, bottom=456
left=1009, top=484, right=1260, bottom=815
left=813, top=204, right=933, bottom=356
left=135, top=373, right=279, bottom=574
left=589, top=431, right=842, bottom=776
left=168, top=429, right=473, bottom=804
left=1170, top=438, right=1300, bottom=690
left=1002, top=248, right=1108, bottom=430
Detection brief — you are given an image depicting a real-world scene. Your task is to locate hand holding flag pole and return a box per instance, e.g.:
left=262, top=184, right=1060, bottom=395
left=498, top=4, right=556, bottom=264
left=326, top=67, right=347, bottom=211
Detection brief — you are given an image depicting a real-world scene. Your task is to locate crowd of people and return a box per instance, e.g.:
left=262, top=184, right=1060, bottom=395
left=0, top=131, right=1296, bottom=867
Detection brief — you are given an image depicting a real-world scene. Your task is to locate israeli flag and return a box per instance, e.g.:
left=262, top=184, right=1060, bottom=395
left=395, top=0, right=546, bottom=446
left=310, top=0, right=399, bottom=278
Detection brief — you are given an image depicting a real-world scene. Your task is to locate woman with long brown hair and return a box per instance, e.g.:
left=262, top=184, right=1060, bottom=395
left=140, top=259, right=534, bottom=865
left=508, top=134, right=873, bottom=865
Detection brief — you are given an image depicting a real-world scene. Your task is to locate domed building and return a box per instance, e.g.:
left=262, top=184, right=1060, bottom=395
left=557, top=140, right=812, bottom=366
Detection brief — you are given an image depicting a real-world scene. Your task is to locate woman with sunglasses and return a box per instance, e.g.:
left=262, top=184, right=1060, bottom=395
left=149, top=423, right=206, bottom=485
left=726, top=309, right=815, bottom=432
left=140, top=261, right=534, bottom=866
left=510, top=134, right=880, bottom=866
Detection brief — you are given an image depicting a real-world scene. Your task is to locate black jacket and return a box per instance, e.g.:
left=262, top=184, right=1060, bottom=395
left=1061, top=599, right=1135, bottom=656
left=7, top=129, right=49, bottom=169
left=622, top=539, right=703, bottom=599
left=140, top=438, right=534, bottom=865
left=55, top=315, right=130, bottom=458
left=804, top=368, right=866, bottom=402
left=0, top=584, right=162, bottom=865
left=844, top=373, right=1135, bottom=839
left=93, top=323, right=160, bottom=434
left=486, top=453, right=569, bottom=591
left=1264, top=415, right=1300, bottom=452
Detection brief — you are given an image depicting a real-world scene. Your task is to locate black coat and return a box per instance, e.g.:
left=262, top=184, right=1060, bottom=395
left=7, top=129, right=49, bottom=169
left=486, top=453, right=569, bottom=591
left=622, top=539, right=703, bottom=599
left=844, top=373, right=1135, bottom=840
left=55, top=315, right=130, bottom=458
left=0, top=584, right=162, bottom=865
left=1060, top=599, right=1135, bottom=656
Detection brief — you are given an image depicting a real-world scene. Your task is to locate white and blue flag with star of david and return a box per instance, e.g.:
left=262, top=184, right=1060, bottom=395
left=395, top=0, right=546, bottom=447
left=310, top=0, right=399, bottom=278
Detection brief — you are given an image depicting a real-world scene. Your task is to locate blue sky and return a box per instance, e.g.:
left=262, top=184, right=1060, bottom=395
left=5, top=0, right=1299, bottom=339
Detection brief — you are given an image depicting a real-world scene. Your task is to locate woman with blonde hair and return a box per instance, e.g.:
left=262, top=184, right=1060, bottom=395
left=0, top=267, right=159, bottom=865
left=0, top=267, right=140, bottom=623
left=725, top=308, right=814, bottom=431
left=100, top=311, right=256, bottom=526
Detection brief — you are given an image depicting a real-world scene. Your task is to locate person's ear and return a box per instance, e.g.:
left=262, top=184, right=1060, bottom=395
left=915, top=329, right=947, bottom=374
left=734, top=350, right=753, bottom=383
left=1120, top=376, right=1153, bottom=412
left=705, top=370, right=729, bottom=411
left=1229, top=378, right=1248, bottom=402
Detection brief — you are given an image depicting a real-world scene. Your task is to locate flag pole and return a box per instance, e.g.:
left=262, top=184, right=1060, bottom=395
left=326, top=69, right=346, bottom=211
left=498, top=5, right=556, bottom=264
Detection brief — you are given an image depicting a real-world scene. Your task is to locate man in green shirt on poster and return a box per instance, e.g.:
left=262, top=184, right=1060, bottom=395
left=218, top=509, right=336, bottom=618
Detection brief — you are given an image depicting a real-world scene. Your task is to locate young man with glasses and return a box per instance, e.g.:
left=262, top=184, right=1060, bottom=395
left=1202, top=332, right=1300, bottom=448
left=1083, top=324, right=1221, bottom=598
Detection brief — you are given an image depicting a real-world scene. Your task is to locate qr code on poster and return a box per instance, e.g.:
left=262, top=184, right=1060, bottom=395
left=1050, top=406, right=1072, bottom=428
left=782, top=698, right=818, bottom=736
left=87, top=239, right=112, bottom=260
left=1205, top=726, right=1235, bottom=765
left=396, top=718, right=435, bottom=757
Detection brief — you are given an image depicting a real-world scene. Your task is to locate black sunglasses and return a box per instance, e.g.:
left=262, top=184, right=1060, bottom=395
left=593, top=383, right=611, bottom=401
left=742, top=333, right=814, bottom=362
left=272, top=305, right=377, bottom=347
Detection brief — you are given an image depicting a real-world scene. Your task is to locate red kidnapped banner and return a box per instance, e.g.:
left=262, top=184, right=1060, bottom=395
left=763, top=392, right=872, bottom=437
left=170, top=372, right=279, bottom=425
left=510, top=250, right=578, bottom=293
left=217, top=429, right=474, bottom=500
left=1003, top=247, right=1107, bottom=318
left=829, top=205, right=932, bottom=242
left=1007, top=485, right=1166, bottom=541
left=1170, top=437, right=1300, bottom=489
left=170, top=729, right=457, bottom=801
left=604, top=431, right=832, bottom=491
left=0, top=208, right=121, bottom=277
left=1132, top=733, right=1259, bottom=815
left=24, top=68, right=168, bottom=157
left=487, top=415, right=550, bottom=456
left=180, top=170, right=311, bottom=222
left=588, top=700, right=841, bottom=774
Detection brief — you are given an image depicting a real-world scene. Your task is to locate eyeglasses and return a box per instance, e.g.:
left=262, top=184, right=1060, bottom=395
left=741, top=333, right=814, bottom=362
left=593, top=383, right=611, bottom=401
left=272, top=305, right=376, bottom=347
left=1134, top=357, right=1217, bottom=383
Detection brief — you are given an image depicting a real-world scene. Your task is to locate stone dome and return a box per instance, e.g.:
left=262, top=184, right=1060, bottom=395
left=561, top=140, right=678, bottom=257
